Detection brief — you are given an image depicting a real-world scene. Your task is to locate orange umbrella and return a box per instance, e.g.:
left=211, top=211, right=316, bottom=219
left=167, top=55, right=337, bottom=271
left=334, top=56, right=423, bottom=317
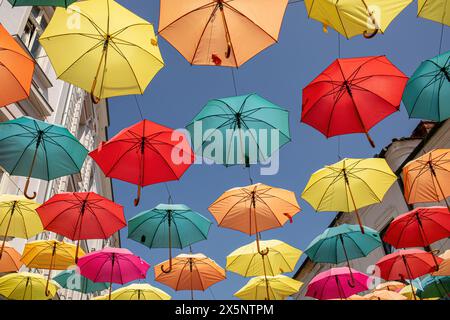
left=0, top=245, right=23, bottom=272
left=0, top=23, right=35, bottom=107
left=209, top=183, right=300, bottom=255
left=433, top=250, right=450, bottom=276
left=158, top=0, right=288, bottom=67
left=375, top=281, right=406, bottom=292
left=154, top=253, right=225, bottom=300
left=403, top=149, right=450, bottom=210
left=363, top=290, right=407, bottom=300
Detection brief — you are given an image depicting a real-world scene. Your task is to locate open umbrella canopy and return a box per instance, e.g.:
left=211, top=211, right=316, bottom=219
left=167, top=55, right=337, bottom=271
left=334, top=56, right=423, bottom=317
left=403, top=149, right=450, bottom=209
left=186, top=93, right=291, bottom=166
left=433, top=250, right=450, bottom=276
left=7, top=0, right=76, bottom=7
left=39, top=0, right=164, bottom=101
left=0, top=117, right=88, bottom=199
left=0, top=23, right=34, bottom=107
left=302, top=158, right=397, bottom=233
left=0, top=195, right=42, bottom=258
left=0, top=245, right=23, bottom=273
left=418, top=0, right=450, bottom=26
left=383, top=207, right=450, bottom=248
left=305, top=224, right=381, bottom=264
left=363, top=289, right=407, bottom=300
left=0, top=272, right=59, bottom=300
left=158, top=0, right=288, bottom=67
left=301, top=56, right=408, bottom=147
left=234, top=275, right=303, bottom=301
left=53, top=269, right=108, bottom=294
left=226, top=240, right=302, bottom=277
left=417, top=275, right=450, bottom=299
left=375, top=281, right=406, bottom=292
left=89, top=119, right=194, bottom=206
left=306, top=267, right=370, bottom=300
left=304, top=0, right=413, bottom=39
left=94, top=283, right=171, bottom=300
left=403, top=51, right=450, bottom=121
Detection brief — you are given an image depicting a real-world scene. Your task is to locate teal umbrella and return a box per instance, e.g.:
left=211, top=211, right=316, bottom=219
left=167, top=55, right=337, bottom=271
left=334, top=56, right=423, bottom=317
left=305, top=224, right=382, bottom=284
left=186, top=93, right=290, bottom=167
left=417, top=276, right=450, bottom=299
left=8, top=0, right=76, bottom=7
left=128, top=204, right=212, bottom=273
left=53, top=269, right=108, bottom=298
left=0, top=117, right=88, bottom=199
left=403, top=50, right=450, bottom=121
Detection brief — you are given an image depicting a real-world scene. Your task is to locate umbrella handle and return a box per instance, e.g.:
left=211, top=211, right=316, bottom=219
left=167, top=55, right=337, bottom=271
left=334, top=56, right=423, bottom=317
left=258, top=247, right=270, bottom=256
left=225, top=42, right=231, bottom=59
left=90, top=92, right=101, bottom=105
left=24, top=177, right=37, bottom=200
left=363, top=28, right=379, bottom=39
left=365, top=132, right=376, bottom=148
left=161, top=264, right=172, bottom=274
left=134, top=185, right=141, bottom=207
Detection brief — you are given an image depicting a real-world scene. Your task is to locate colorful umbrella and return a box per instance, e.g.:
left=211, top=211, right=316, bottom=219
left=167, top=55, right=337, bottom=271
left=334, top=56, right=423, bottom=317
left=209, top=183, right=300, bottom=255
left=417, top=275, right=450, bottom=299
left=399, top=284, right=419, bottom=300
left=39, top=0, right=164, bottom=102
left=302, top=158, right=397, bottom=233
left=0, top=117, right=88, bottom=199
left=186, top=93, right=291, bottom=166
left=94, top=283, right=171, bottom=300
left=128, top=203, right=211, bottom=273
left=383, top=207, right=450, bottom=249
left=304, top=0, right=413, bottom=38
left=37, top=192, right=126, bottom=262
left=418, top=0, right=450, bottom=26
left=306, top=267, right=369, bottom=300
left=403, top=51, right=450, bottom=121
left=21, top=240, right=83, bottom=296
left=77, top=247, right=150, bottom=300
left=0, top=245, right=23, bottom=272
left=375, top=249, right=443, bottom=300
left=433, top=250, right=450, bottom=276
left=0, top=195, right=42, bottom=258
left=403, top=149, right=450, bottom=209
left=7, top=0, right=76, bottom=7
left=89, top=119, right=194, bottom=206
left=363, top=289, right=407, bottom=300
left=375, top=281, right=406, bottom=292
left=154, top=253, right=225, bottom=300
left=234, top=275, right=303, bottom=301
left=305, top=224, right=381, bottom=283
left=302, top=56, right=408, bottom=148
left=0, top=272, right=59, bottom=300
left=0, top=23, right=34, bottom=107
left=53, top=269, right=108, bottom=296
left=158, top=0, right=288, bottom=67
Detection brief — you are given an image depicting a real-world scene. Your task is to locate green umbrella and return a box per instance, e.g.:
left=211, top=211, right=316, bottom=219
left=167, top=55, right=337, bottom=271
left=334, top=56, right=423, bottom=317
left=417, top=276, right=450, bottom=299
left=128, top=204, right=212, bottom=273
left=305, top=224, right=381, bottom=284
left=53, top=269, right=108, bottom=298
left=186, top=93, right=290, bottom=167
left=0, top=117, right=88, bottom=199
left=8, top=0, right=76, bottom=7
left=403, top=50, right=450, bottom=121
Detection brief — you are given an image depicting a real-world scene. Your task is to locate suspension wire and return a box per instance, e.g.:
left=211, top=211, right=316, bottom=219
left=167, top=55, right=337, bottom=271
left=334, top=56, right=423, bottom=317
left=337, top=33, right=342, bottom=160
left=164, top=183, right=173, bottom=204
left=208, top=287, right=217, bottom=300
left=0, top=167, right=23, bottom=194
left=133, top=95, right=144, bottom=120
left=248, top=166, right=254, bottom=185
left=231, top=68, right=238, bottom=96
left=438, top=23, right=445, bottom=55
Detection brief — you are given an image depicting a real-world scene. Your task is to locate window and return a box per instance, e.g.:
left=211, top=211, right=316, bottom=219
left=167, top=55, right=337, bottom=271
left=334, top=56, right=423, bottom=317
left=21, top=7, right=49, bottom=58
left=380, top=220, right=394, bottom=255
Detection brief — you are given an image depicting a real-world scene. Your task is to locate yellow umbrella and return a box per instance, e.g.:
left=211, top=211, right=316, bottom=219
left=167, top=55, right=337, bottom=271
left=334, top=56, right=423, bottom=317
left=301, top=158, right=397, bottom=233
left=363, top=289, right=407, bottom=300
left=399, top=285, right=419, bottom=300
left=0, top=272, right=59, bottom=300
left=0, top=195, right=42, bottom=258
left=234, top=275, right=302, bottom=301
left=304, top=0, right=412, bottom=39
left=418, top=0, right=450, bottom=26
left=21, top=240, right=84, bottom=296
left=433, top=250, right=450, bottom=276
left=375, top=281, right=406, bottom=292
left=40, top=0, right=164, bottom=102
left=93, top=283, right=171, bottom=300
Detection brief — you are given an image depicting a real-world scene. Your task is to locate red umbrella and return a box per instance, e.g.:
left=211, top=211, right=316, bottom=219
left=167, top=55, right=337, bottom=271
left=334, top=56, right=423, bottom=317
left=383, top=207, right=450, bottom=249
left=375, top=249, right=443, bottom=300
left=36, top=192, right=126, bottom=262
left=301, top=56, right=408, bottom=148
left=89, top=120, right=194, bottom=206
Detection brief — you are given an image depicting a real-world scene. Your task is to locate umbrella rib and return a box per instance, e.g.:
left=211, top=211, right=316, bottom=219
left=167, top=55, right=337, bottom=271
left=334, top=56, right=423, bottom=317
left=313, top=172, right=345, bottom=212
left=242, top=115, right=291, bottom=140
left=345, top=172, right=382, bottom=203
left=103, top=143, right=140, bottom=177
left=44, top=135, right=86, bottom=173
left=190, top=4, right=219, bottom=65
left=110, top=37, right=165, bottom=66
left=219, top=4, right=239, bottom=66
left=170, top=218, right=185, bottom=249
left=0, top=59, right=32, bottom=97
left=8, top=136, right=38, bottom=176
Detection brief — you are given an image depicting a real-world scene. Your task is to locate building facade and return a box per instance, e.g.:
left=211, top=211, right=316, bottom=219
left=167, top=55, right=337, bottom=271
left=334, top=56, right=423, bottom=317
left=0, top=3, right=120, bottom=300
left=293, top=120, right=450, bottom=299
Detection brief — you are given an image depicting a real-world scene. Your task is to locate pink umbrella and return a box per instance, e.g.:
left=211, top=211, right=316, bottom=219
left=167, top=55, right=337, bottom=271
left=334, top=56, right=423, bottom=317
left=77, top=247, right=149, bottom=299
left=306, top=267, right=370, bottom=300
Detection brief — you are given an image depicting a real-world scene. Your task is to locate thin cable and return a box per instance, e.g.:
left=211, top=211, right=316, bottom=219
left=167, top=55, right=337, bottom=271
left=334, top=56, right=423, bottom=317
left=438, top=23, right=445, bottom=55
left=231, top=69, right=238, bottom=96
left=0, top=167, right=23, bottom=193
left=164, top=183, right=173, bottom=204
left=247, top=166, right=254, bottom=185
left=133, top=95, right=144, bottom=120
left=337, top=33, right=342, bottom=160
left=208, top=287, right=217, bottom=300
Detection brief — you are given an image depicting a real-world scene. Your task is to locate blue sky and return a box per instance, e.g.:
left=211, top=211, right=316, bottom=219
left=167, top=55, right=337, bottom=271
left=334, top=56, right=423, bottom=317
left=107, top=1, right=448, bottom=299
